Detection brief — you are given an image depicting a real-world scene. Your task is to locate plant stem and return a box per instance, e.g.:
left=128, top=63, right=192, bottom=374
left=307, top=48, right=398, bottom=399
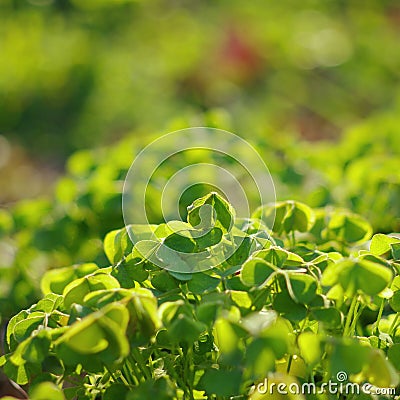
left=185, top=347, right=195, bottom=400
left=155, top=349, right=187, bottom=391
left=374, top=300, right=385, bottom=335
left=122, top=363, right=137, bottom=386
left=343, top=295, right=358, bottom=337
left=127, top=354, right=146, bottom=383
left=350, top=303, right=364, bottom=337
left=131, top=348, right=152, bottom=380
left=118, top=369, right=131, bottom=387
left=389, top=313, right=400, bottom=335
left=104, top=365, right=118, bottom=383
left=286, top=354, right=293, bottom=374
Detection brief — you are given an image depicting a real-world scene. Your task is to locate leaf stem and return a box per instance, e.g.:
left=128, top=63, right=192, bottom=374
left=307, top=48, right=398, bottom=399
left=104, top=365, right=118, bottom=383
left=118, top=369, right=132, bottom=387
left=291, top=230, right=296, bottom=248
left=122, top=363, right=137, bottom=386
left=286, top=354, right=293, bottom=374
left=373, top=300, right=385, bottom=335
left=127, top=354, right=146, bottom=383
left=389, top=313, right=400, bottom=335
left=349, top=303, right=364, bottom=337
left=343, top=295, right=358, bottom=337
left=131, top=348, right=152, bottom=380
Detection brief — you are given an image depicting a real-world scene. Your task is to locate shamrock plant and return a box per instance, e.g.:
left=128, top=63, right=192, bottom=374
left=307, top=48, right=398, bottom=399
left=1, top=193, right=399, bottom=399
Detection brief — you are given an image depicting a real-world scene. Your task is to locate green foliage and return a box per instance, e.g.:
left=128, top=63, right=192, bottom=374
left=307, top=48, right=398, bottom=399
left=3, top=110, right=400, bottom=327
left=1, top=194, right=399, bottom=399
left=2, top=2, right=400, bottom=398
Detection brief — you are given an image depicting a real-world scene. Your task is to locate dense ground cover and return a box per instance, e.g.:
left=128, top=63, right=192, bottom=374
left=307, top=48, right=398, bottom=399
left=1, top=113, right=399, bottom=323
left=1, top=111, right=399, bottom=398
left=1, top=192, right=400, bottom=399
left=1, top=1, right=400, bottom=399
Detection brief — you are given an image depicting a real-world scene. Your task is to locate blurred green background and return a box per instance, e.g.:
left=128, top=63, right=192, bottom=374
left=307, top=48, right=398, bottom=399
left=2, top=0, right=400, bottom=202
left=1, top=0, right=400, bottom=319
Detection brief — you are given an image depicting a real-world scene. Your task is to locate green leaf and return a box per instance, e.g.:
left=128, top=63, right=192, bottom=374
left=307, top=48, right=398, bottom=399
left=283, top=201, right=315, bottom=233
left=225, top=236, right=252, bottom=266
left=127, top=224, right=158, bottom=243
left=388, top=344, right=400, bottom=371
left=41, top=263, right=99, bottom=295
left=253, top=201, right=315, bottom=234
left=259, top=318, right=291, bottom=359
left=196, top=301, right=222, bottom=326
left=359, top=252, right=391, bottom=267
left=328, top=211, right=373, bottom=244
left=151, top=270, right=179, bottom=292
left=391, top=242, right=400, bottom=260
left=83, top=288, right=133, bottom=308
left=154, top=243, right=195, bottom=274
left=30, top=382, right=65, bottom=400
left=194, top=227, right=223, bottom=251
left=252, top=202, right=287, bottom=233
left=126, top=377, right=176, bottom=400
left=167, top=314, right=205, bottom=344
left=298, top=332, right=322, bottom=365
left=187, top=192, right=234, bottom=233
left=370, top=234, right=400, bottom=257
left=187, top=273, right=220, bottom=294
left=63, top=272, right=120, bottom=309
left=240, top=258, right=276, bottom=287
left=392, top=275, right=400, bottom=290
left=20, top=330, right=51, bottom=364
left=225, top=276, right=250, bottom=291
left=287, top=273, right=318, bottom=304
left=245, top=338, right=275, bottom=379
left=55, top=304, right=129, bottom=367
left=7, top=311, right=28, bottom=345
left=214, top=318, right=244, bottom=358
left=253, top=247, right=288, bottom=267
left=57, top=317, right=108, bottom=354
left=272, top=292, right=307, bottom=322
left=103, top=384, right=130, bottom=400
left=112, top=255, right=148, bottom=287
left=163, top=231, right=197, bottom=253
left=3, top=361, right=29, bottom=385
left=32, top=294, right=63, bottom=313
left=230, top=291, right=252, bottom=308
left=197, top=368, right=241, bottom=397
left=329, top=339, right=370, bottom=377
left=322, top=259, right=392, bottom=296
left=104, top=227, right=133, bottom=264
left=168, top=270, right=193, bottom=281
left=158, top=300, right=192, bottom=327
left=253, top=246, right=304, bottom=268
left=389, top=290, right=400, bottom=312
left=134, top=240, right=160, bottom=260
left=363, top=349, right=399, bottom=388
left=311, top=307, right=342, bottom=329
left=13, top=313, right=45, bottom=343
left=125, top=288, right=161, bottom=343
